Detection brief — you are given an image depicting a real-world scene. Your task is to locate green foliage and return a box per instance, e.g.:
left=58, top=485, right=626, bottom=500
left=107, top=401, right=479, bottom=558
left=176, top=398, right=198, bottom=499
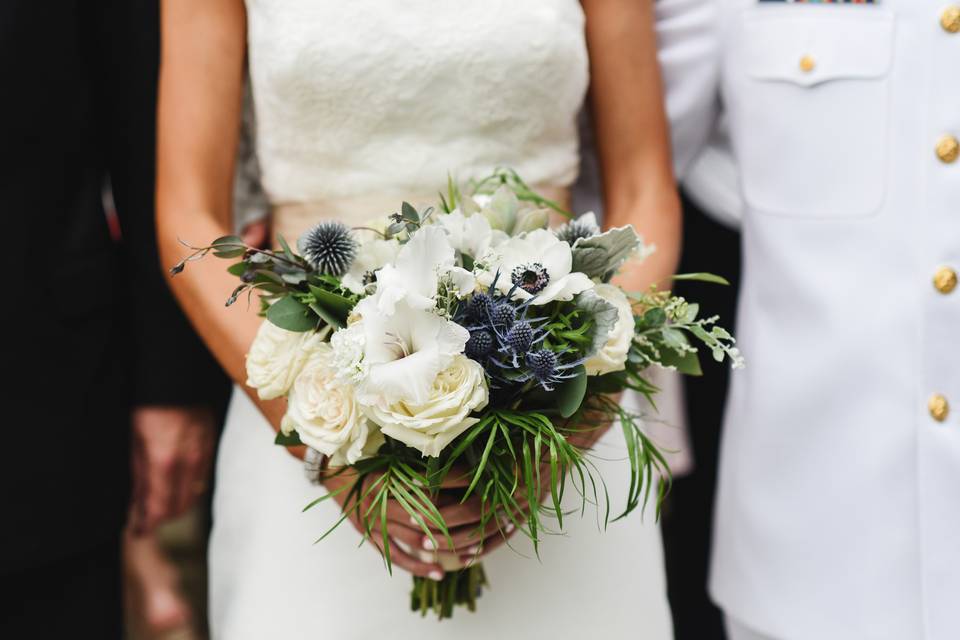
left=266, top=296, right=317, bottom=332
left=274, top=430, right=303, bottom=446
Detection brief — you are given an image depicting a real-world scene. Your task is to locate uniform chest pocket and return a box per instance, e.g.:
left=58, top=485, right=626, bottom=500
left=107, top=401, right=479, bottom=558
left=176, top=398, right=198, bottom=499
left=728, top=8, right=895, bottom=218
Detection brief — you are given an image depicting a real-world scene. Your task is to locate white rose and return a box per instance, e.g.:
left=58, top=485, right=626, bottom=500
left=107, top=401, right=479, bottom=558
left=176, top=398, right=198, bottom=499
left=362, top=355, right=489, bottom=457
left=245, top=320, right=326, bottom=400
left=281, top=344, right=382, bottom=465
left=583, top=284, right=635, bottom=376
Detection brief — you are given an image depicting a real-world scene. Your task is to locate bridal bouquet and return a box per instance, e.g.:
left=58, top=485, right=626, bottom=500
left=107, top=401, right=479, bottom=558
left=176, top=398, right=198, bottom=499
left=173, top=169, right=741, bottom=618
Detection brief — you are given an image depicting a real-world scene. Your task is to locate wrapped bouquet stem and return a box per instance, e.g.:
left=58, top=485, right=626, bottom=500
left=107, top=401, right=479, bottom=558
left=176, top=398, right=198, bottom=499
left=173, top=168, right=741, bottom=619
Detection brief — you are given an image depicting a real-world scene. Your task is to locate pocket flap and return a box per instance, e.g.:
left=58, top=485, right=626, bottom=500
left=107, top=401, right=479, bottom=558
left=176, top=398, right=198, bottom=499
left=744, top=8, right=894, bottom=87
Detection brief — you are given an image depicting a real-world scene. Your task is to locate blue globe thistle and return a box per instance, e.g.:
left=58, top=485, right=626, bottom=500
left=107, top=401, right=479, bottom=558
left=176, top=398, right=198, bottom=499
left=504, top=321, right=533, bottom=353
left=465, top=329, right=494, bottom=360
left=510, top=262, right=550, bottom=295
left=555, top=215, right=600, bottom=245
left=490, top=303, right=517, bottom=328
left=299, top=221, right=358, bottom=276
left=526, top=349, right=559, bottom=382
left=467, top=293, right=494, bottom=321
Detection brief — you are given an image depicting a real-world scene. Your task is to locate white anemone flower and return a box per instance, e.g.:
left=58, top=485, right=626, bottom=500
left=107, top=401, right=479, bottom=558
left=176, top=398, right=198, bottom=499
left=478, top=228, right=594, bottom=305
left=353, top=297, right=470, bottom=406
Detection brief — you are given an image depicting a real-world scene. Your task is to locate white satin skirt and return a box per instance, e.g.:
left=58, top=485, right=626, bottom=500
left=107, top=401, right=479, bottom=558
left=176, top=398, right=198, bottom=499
left=208, top=388, right=674, bottom=640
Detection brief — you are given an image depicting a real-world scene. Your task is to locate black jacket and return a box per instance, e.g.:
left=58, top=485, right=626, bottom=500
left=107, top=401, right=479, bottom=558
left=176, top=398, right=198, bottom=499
left=0, top=1, right=228, bottom=573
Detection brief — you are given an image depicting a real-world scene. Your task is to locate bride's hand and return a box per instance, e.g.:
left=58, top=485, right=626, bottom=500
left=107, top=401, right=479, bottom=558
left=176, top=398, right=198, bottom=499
left=322, top=466, right=518, bottom=580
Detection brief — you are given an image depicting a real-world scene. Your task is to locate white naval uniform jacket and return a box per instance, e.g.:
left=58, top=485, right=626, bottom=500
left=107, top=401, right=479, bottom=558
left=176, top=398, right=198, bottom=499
left=658, top=1, right=960, bottom=638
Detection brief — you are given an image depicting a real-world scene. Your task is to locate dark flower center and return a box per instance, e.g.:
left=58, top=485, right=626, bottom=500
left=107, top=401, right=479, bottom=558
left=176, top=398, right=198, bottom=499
left=511, top=262, right=550, bottom=294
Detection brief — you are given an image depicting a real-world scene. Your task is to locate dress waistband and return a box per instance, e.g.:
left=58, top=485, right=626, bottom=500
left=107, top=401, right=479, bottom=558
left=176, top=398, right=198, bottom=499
left=270, top=185, right=570, bottom=245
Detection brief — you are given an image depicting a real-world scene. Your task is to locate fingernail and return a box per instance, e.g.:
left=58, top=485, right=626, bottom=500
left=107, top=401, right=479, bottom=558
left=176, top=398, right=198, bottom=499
left=465, top=545, right=480, bottom=555
left=428, top=570, right=444, bottom=582
left=421, top=537, right=436, bottom=550
left=506, top=522, right=515, bottom=534
left=409, top=516, right=418, bottom=526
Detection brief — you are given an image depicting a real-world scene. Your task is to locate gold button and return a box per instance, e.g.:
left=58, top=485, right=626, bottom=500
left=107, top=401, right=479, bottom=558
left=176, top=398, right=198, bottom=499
left=942, top=5, right=960, bottom=33
left=929, top=394, right=950, bottom=422
left=936, top=135, right=960, bottom=163
left=934, top=266, right=958, bottom=294
left=799, top=55, right=816, bottom=73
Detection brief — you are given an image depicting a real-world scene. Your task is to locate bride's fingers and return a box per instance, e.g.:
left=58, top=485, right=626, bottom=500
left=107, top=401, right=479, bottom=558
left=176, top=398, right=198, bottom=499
left=461, top=525, right=519, bottom=563
left=423, top=516, right=516, bottom=552
left=370, top=536, right=444, bottom=581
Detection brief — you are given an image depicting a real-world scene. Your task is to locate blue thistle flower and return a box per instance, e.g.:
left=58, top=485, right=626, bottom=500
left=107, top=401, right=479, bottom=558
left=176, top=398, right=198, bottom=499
left=298, top=221, right=358, bottom=276
left=526, top=349, right=558, bottom=381
left=467, top=293, right=494, bottom=321
left=504, top=321, right=533, bottom=354
left=490, top=303, right=517, bottom=328
left=465, top=329, right=494, bottom=360
left=555, top=215, right=600, bottom=245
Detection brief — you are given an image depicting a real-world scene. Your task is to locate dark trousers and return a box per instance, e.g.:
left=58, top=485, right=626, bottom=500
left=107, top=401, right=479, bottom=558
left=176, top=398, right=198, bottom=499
left=662, top=192, right=742, bottom=640
left=0, top=536, right=122, bottom=639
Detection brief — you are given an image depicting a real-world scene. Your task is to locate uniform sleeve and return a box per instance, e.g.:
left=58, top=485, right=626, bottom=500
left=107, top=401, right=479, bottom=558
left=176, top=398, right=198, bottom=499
left=93, top=0, right=230, bottom=406
left=655, top=0, right=723, bottom=179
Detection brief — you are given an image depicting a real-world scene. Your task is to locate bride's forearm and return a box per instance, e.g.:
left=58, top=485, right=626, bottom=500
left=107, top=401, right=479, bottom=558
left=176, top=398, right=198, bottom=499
left=157, top=206, right=288, bottom=432
left=584, top=0, right=683, bottom=293
left=156, top=0, right=287, bottom=434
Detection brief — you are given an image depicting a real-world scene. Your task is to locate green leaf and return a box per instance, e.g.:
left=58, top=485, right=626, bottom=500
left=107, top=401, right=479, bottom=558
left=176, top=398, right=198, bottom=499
left=274, top=429, right=302, bottom=446
left=213, top=235, right=242, bottom=246
left=555, top=365, right=587, bottom=418
left=213, top=247, right=245, bottom=259
left=401, top=202, right=419, bottom=223
left=309, top=302, right=345, bottom=329
left=642, top=307, right=666, bottom=328
left=276, top=234, right=296, bottom=261
left=308, top=285, right=353, bottom=322
left=672, top=272, right=730, bottom=286
left=266, top=296, right=316, bottom=332
left=227, top=262, right=247, bottom=276
left=658, top=348, right=703, bottom=376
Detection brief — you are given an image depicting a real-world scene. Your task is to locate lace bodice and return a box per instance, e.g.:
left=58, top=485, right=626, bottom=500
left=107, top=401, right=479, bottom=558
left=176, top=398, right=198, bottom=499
left=245, top=0, right=589, bottom=205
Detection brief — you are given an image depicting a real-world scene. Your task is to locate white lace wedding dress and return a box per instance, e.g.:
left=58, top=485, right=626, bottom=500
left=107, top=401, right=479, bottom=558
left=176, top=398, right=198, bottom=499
left=209, top=1, right=673, bottom=638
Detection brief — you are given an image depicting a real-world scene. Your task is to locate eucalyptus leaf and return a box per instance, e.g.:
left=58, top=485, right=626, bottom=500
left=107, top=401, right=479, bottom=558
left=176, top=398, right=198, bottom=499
left=556, top=365, right=587, bottom=418
left=212, top=235, right=242, bottom=246
left=672, top=272, right=730, bottom=286
left=227, top=262, right=247, bottom=276
left=401, top=202, right=419, bottom=223
left=213, top=247, right=245, bottom=259
left=266, top=296, right=316, bottom=332
left=571, top=225, right=643, bottom=281
left=658, top=348, right=703, bottom=376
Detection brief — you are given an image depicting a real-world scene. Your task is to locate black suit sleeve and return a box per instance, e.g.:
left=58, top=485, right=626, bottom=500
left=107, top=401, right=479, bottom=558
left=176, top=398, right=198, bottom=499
left=93, top=0, right=229, bottom=406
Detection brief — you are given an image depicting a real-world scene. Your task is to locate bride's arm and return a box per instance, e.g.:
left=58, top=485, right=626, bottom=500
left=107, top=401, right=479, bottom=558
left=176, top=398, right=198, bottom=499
left=582, top=0, right=682, bottom=293
left=156, top=0, right=289, bottom=437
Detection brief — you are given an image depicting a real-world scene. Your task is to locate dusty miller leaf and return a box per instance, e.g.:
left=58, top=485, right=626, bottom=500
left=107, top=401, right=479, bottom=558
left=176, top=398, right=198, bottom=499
left=574, top=290, right=620, bottom=357
left=571, top=225, right=642, bottom=281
